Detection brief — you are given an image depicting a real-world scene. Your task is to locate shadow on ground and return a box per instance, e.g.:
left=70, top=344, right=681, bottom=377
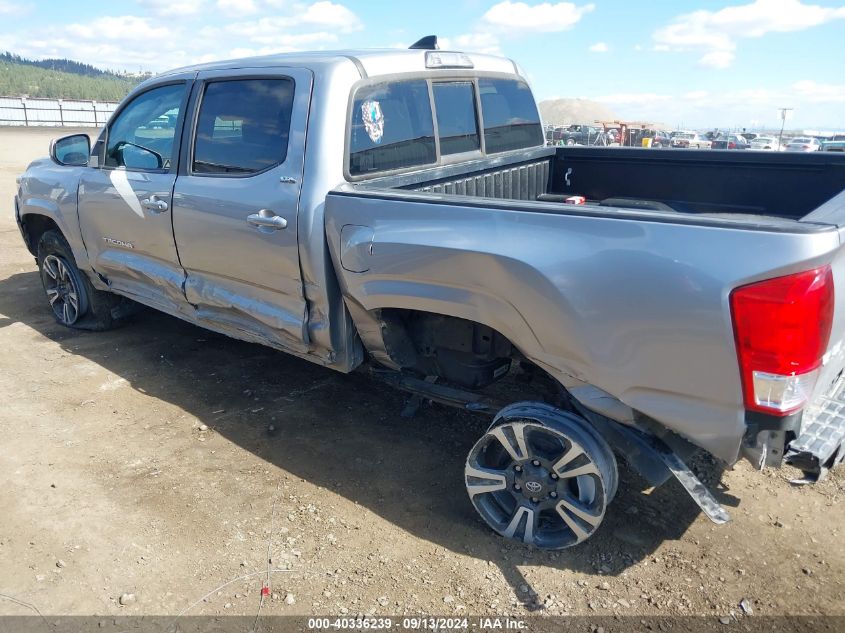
left=0, top=270, right=734, bottom=609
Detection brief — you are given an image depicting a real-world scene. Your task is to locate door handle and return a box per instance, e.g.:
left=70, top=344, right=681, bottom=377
left=247, top=210, right=288, bottom=231
left=141, top=195, right=169, bottom=213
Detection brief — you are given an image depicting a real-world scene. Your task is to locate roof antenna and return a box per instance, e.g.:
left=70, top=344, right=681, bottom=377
left=409, top=35, right=439, bottom=50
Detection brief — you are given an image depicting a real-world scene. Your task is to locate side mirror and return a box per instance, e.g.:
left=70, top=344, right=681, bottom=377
left=50, top=134, right=91, bottom=166
left=115, top=141, right=164, bottom=170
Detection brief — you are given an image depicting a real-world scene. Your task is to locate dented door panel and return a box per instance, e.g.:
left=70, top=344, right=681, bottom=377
left=78, top=168, right=187, bottom=311
left=171, top=67, right=313, bottom=352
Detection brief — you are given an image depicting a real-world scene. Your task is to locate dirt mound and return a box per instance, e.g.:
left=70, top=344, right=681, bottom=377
left=539, top=98, right=617, bottom=126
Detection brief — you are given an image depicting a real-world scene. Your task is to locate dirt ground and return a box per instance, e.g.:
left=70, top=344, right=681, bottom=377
left=0, top=127, right=843, bottom=626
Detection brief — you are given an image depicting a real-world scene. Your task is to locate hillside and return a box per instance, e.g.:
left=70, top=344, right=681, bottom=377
left=0, top=56, right=139, bottom=101
left=538, top=98, right=617, bottom=126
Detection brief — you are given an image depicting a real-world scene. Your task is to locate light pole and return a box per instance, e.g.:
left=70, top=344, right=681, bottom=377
left=778, top=108, right=793, bottom=148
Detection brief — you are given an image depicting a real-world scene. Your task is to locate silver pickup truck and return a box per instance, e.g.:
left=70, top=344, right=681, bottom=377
left=14, top=40, right=845, bottom=550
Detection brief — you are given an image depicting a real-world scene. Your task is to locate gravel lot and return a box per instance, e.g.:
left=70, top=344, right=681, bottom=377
left=0, top=127, right=843, bottom=626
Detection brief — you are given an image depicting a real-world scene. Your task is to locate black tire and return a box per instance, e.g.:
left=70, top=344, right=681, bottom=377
left=465, top=402, right=618, bottom=549
left=37, top=230, right=132, bottom=331
left=565, top=138, right=576, bottom=146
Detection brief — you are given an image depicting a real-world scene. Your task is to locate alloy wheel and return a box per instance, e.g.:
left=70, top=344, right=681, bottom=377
left=42, top=254, right=82, bottom=325
left=465, top=417, right=614, bottom=549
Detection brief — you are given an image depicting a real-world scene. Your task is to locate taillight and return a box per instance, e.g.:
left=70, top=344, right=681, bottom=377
left=730, top=267, right=834, bottom=415
left=728, top=142, right=736, bottom=149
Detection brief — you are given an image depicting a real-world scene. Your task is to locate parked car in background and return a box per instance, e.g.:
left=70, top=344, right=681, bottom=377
left=650, top=130, right=673, bottom=148
left=671, top=131, right=711, bottom=149
left=750, top=136, right=782, bottom=151
left=711, top=134, right=750, bottom=150
left=822, top=140, right=845, bottom=152
left=740, top=132, right=759, bottom=143
left=559, top=124, right=604, bottom=146
left=785, top=137, right=822, bottom=152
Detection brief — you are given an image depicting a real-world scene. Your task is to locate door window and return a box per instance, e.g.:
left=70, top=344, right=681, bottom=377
left=105, top=83, right=186, bottom=171
left=193, top=78, right=295, bottom=175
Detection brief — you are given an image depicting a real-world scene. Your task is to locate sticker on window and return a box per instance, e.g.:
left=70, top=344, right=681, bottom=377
left=361, top=100, right=384, bottom=144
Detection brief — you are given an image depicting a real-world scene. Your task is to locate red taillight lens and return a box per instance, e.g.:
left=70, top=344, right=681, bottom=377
left=728, top=142, right=736, bottom=149
left=730, top=266, right=834, bottom=415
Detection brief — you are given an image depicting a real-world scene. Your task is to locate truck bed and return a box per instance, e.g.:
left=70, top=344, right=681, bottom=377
left=326, top=147, right=845, bottom=466
left=355, top=146, right=845, bottom=226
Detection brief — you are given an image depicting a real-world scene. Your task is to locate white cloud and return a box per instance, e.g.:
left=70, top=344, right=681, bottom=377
left=440, top=32, right=502, bottom=55
left=482, top=1, right=594, bottom=33
left=226, top=2, right=362, bottom=44
left=65, top=16, right=173, bottom=42
left=136, top=0, right=206, bottom=16
left=653, top=0, right=845, bottom=69
left=585, top=81, right=845, bottom=128
left=588, top=41, right=608, bottom=53
left=0, top=0, right=30, bottom=15
left=299, top=1, right=363, bottom=31
left=792, top=80, right=845, bottom=103
left=0, top=1, right=363, bottom=73
left=698, top=50, right=734, bottom=69
left=217, top=0, right=259, bottom=15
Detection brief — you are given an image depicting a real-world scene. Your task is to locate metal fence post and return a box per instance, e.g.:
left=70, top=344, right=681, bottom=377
left=21, top=98, right=28, bottom=126
left=93, top=101, right=98, bottom=127
left=58, top=99, right=64, bottom=126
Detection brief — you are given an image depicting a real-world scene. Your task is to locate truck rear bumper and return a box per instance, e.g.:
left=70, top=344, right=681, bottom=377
left=786, top=379, right=845, bottom=482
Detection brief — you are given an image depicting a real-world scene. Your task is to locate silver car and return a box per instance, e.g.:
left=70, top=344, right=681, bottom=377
left=785, top=137, right=822, bottom=152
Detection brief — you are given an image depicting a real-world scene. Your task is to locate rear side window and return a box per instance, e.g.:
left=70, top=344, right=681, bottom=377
left=193, top=78, right=294, bottom=175
left=432, top=82, right=480, bottom=155
left=349, top=80, right=436, bottom=176
left=479, top=79, right=543, bottom=153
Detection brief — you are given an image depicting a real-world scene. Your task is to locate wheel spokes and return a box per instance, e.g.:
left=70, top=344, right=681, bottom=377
left=552, top=440, right=600, bottom=479
left=46, top=288, right=60, bottom=305
left=62, top=302, right=71, bottom=323
left=57, top=258, right=70, bottom=283
left=503, top=505, right=537, bottom=544
left=552, top=442, right=583, bottom=472
left=555, top=497, right=603, bottom=543
left=489, top=423, right=529, bottom=462
left=43, top=257, right=59, bottom=280
left=465, top=465, right=507, bottom=498
left=555, top=462, right=600, bottom=479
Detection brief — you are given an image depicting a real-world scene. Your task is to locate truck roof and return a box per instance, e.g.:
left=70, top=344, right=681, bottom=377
left=156, top=48, right=521, bottom=81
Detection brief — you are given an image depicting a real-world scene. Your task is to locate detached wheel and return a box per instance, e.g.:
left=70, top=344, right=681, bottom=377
left=37, top=230, right=129, bottom=330
left=465, top=402, right=617, bottom=549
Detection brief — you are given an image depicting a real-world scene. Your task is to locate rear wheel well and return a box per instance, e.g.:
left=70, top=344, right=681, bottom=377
left=21, top=214, right=61, bottom=256
left=376, top=308, right=564, bottom=396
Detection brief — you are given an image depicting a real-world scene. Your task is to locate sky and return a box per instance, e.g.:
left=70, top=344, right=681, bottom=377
left=1, top=0, right=844, bottom=129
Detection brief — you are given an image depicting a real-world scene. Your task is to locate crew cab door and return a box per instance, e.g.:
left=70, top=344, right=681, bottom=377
left=78, top=77, right=192, bottom=311
left=171, top=68, right=311, bottom=353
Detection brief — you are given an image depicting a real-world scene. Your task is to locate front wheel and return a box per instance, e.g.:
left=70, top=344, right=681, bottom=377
left=37, top=230, right=131, bottom=330
left=465, top=402, right=617, bottom=549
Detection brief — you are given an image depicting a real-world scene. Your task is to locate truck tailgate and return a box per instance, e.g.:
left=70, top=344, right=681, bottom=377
left=788, top=193, right=845, bottom=479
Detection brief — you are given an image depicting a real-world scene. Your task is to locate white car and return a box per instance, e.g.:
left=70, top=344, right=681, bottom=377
left=671, top=131, right=711, bottom=149
left=784, top=137, right=822, bottom=152
left=750, top=136, right=782, bottom=151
